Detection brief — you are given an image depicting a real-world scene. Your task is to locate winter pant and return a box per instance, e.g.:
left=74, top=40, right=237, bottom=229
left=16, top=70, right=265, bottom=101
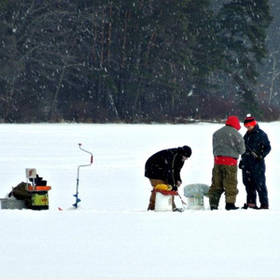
left=242, top=167, right=268, bottom=208
left=208, top=164, right=238, bottom=208
left=147, top=179, right=176, bottom=210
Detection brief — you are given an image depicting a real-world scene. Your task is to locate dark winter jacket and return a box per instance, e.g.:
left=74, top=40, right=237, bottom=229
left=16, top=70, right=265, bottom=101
left=240, top=125, right=271, bottom=170
left=144, top=148, right=187, bottom=187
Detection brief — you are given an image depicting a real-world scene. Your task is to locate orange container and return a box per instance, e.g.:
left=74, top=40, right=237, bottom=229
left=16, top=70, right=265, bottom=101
left=27, top=185, right=51, bottom=192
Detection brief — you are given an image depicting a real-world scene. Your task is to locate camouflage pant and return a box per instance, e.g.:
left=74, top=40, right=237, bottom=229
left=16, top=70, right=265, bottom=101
left=208, top=164, right=238, bottom=208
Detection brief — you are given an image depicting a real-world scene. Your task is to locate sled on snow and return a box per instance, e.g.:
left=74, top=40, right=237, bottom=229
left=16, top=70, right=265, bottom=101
left=0, top=168, right=51, bottom=210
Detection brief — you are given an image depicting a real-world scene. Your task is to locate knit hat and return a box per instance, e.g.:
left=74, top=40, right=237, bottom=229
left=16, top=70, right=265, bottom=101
left=178, top=145, right=192, bottom=157
left=225, top=115, right=241, bottom=131
left=244, top=114, right=257, bottom=128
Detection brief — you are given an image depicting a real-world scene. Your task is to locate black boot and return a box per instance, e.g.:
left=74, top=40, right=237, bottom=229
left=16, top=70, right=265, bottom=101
left=225, top=203, right=239, bottom=210
left=210, top=205, right=218, bottom=210
left=242, top=203, right=259, bottom=210
left=242, top=203, right=248, bottom=209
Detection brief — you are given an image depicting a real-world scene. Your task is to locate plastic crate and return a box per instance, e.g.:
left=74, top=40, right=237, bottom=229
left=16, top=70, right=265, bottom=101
left=0, top=198, right=26, bottom=209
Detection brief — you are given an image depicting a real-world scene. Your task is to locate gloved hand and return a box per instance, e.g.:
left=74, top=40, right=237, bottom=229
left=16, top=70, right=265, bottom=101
left=251, top=151, right=262, bottom=160
left=171, top=186, right=178, bottom=191
left=238, top=160, right=244, bottom=169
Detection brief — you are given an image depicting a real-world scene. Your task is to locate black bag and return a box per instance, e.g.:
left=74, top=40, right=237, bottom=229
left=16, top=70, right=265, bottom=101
left=9, top=182, right=32, bottom=200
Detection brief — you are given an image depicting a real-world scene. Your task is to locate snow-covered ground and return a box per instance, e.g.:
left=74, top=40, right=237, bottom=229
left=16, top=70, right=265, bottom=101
left=0, top=122, right=279, bottom=279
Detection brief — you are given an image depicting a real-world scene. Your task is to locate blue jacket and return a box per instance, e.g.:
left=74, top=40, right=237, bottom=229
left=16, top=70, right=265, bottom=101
left=240, top=125, right=271, bottom=170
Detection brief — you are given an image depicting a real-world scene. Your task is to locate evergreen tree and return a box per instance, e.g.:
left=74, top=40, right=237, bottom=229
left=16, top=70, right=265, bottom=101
left=216, top=0, right=272, bottom=117
left=0, top=0, right=273, bottom=122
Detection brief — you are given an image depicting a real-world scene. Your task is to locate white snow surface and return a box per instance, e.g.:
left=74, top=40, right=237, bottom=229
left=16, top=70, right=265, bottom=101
left=0, top=122, right=279, bottom=280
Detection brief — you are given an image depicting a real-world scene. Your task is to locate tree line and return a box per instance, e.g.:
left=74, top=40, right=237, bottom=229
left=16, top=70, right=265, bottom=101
left=0, top=0, right=273, bottom=122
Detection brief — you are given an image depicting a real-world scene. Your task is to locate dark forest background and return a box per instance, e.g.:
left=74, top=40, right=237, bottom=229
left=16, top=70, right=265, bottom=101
left=0, top=0, right=279, bottom=123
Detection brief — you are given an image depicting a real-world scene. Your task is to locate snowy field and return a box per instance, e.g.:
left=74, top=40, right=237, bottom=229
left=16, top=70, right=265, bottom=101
left=0, top=122, right=279, bottom=280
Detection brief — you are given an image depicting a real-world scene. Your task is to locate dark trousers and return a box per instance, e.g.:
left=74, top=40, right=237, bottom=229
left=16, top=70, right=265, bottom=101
left=242, top=168, right=268, bottom=207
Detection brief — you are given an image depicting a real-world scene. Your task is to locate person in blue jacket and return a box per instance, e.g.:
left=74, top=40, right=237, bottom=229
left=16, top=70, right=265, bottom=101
left=239, top=115, right=271, bottom=209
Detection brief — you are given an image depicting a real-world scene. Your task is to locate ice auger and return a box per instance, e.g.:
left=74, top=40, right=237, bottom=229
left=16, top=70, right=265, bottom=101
left=73, top=143, right=93, bottom=208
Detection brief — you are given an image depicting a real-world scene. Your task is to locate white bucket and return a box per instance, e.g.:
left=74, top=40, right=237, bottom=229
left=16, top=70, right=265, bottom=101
left=184, top=183, right=209, bottom=210
left=186, top=196, right=205, bottom=210
left=154, top=192, right=173, bottom=211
